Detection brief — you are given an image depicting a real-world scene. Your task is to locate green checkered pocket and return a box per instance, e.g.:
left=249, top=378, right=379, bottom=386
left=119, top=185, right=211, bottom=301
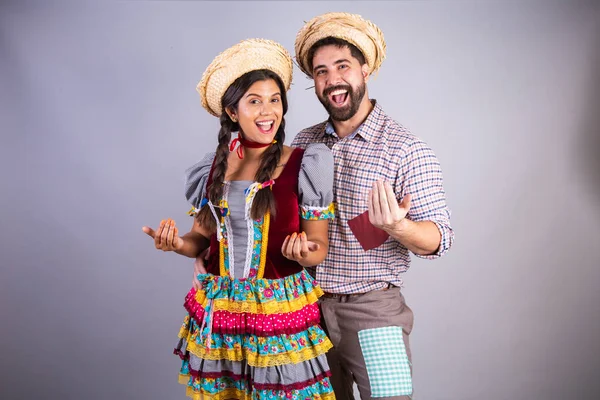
left=358, top=326, right=412, bottom=398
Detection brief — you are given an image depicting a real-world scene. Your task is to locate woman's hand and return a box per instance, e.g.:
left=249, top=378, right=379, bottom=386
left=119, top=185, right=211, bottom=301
left=281, top=231, right=321, bottom=264
left=142, top=219, right=185, bottom=252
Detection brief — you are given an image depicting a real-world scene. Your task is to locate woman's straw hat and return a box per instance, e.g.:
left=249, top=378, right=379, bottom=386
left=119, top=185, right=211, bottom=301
left=197, top=38, right=294, bottom=117
left=295, top=12, right=386, bottom=77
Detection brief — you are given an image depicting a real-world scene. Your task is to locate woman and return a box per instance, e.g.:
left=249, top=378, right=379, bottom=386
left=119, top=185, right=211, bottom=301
left=142, top=39, right=335, bottom=399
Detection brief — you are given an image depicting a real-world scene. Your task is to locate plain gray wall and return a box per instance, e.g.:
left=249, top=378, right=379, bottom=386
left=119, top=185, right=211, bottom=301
left=1, top=1, right=599, bottom=399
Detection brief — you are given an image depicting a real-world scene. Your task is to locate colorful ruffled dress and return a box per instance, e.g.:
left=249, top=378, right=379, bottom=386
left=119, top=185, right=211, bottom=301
left=174, top=144, right=336, bottom=400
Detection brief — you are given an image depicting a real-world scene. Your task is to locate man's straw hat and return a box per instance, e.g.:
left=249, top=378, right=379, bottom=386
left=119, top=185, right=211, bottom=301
left=295, top=12, right=386, bottom=77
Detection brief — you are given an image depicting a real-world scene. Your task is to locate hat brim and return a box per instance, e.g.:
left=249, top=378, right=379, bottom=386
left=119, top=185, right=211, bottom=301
left=295, top=12, right=386, bottom=77
left=198, top=39, right=293, bottom=117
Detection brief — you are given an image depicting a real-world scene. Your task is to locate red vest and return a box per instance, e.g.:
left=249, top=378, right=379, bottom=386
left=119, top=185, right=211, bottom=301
left=204, top=148, right=305, bottom=279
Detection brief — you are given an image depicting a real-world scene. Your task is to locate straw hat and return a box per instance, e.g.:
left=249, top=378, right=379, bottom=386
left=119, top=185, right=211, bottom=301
left=196, top=39, right=293, bottom=117
left=295, top=12, right=386, bottom=77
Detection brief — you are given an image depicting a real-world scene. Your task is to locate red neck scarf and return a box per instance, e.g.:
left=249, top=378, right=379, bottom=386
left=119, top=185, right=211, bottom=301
left=229, top=133, right=275, bottom=159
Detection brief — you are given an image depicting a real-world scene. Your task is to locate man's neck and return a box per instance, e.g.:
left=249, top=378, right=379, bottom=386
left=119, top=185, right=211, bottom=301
left=331, top=98, right=374, bottom=139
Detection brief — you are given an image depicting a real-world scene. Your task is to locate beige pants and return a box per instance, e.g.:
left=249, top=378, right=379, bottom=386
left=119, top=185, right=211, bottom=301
left=320, top=287, right=414, bottom=400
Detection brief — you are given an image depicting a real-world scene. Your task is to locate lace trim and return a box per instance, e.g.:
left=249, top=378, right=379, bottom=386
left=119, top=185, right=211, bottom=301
left=242, top=210, right=254, bottom=279
left=184, top=386, right=250, bottom=400
left=206, top=200, right=224, bottom=241
left=256, top=211, right=270, bottom=279
left=221, top=183, right=234, bottom=278
left=185, top=339, right=333, bottom=368
left=193, top=285, right=323, bottom=314
left=181, top=385, right=336, bottom=400
left=179, top=370, right=332, bottom=391
left=220, top=206, right=269, bottom=280
left=219, top=235, right=227, bottom=277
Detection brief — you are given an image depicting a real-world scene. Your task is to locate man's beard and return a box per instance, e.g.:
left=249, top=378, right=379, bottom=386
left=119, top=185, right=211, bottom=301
left=318, top=82, right=366, bottom=122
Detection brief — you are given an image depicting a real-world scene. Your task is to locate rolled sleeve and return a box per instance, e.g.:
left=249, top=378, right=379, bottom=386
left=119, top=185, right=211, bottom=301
left=419, top=215, right=454, bottom=259
left=396, top=139, right=454, bottom=259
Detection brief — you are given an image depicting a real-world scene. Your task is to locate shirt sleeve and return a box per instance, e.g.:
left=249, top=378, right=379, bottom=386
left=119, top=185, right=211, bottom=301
left=298, top=144, right=335, bottom=220
left=184, top=152, right=215, bottom=212
left=396, top=139, right=454, bottom=259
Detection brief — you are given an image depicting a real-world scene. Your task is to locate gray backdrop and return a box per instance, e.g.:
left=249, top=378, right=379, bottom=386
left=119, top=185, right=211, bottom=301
left=1, top=1, right=599, bottom=399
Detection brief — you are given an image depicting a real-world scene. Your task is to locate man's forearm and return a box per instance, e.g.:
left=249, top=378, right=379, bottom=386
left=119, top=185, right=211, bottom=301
left=386, top=219, right=441, bottom=256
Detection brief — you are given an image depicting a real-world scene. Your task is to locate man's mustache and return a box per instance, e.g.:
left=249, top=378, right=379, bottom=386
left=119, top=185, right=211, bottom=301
left=323, top=85, right=352, bottom=97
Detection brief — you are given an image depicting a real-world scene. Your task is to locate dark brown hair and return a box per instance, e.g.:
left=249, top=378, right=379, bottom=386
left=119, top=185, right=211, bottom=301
left=307, top=37, right=366, bottom=73
left=197, top=69, right=287, bottom=230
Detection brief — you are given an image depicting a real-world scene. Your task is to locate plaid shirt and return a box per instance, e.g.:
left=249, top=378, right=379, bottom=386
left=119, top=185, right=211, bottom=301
left=291, top=101, right=454, bottom=294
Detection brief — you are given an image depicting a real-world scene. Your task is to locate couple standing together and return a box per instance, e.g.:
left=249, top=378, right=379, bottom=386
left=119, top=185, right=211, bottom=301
left=143, top=12, right=454, bottom=400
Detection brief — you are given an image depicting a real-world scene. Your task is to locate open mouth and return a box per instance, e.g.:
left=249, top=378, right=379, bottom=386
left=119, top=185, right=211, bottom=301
left=256, top=120, right=275, bottom=134
left=328, top=88, right=349, bottom=107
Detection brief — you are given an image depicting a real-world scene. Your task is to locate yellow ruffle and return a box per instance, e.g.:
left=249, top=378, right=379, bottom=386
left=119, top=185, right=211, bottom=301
left=183, top=337, right=333, bottom=368
left=185, top=386, right=251, bottom=400
left=179, top=377, right=337, bottom=400
left=177, top=315, right=191, bottom=339
left=193, top=284, right=323, bottom=315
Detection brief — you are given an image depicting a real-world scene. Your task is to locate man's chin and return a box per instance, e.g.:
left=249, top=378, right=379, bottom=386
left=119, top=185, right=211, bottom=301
left=319, top=97, right=356, bottom=121
left=330, top=114, right=352, bottom=122
left=328, top=105, right=354, bottom=121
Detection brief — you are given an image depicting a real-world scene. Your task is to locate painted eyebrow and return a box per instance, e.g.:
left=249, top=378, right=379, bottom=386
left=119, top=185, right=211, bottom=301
left=313, top=59, right=351, bottom=72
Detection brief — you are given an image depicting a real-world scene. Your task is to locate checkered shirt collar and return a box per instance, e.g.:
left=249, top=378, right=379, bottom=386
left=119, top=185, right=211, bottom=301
left=323, top=100, right=383, bottom=142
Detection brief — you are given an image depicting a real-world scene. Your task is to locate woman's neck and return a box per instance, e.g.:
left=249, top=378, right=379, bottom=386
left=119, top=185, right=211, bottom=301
left=229, top=131, right=273, bottom=160
left=240, top=146, right=268, bottom=160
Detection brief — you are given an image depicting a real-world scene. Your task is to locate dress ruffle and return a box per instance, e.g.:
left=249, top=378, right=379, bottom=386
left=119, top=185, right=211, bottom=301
left=187, top=269, right=324, bottom=314
left=183, top=302, right=321, bottom=336
left=176, top=350, right=334, bottom=397
left=178, top=322, right=332, bottom=367
left=182, top=378, right=335, bottom=400
left=174, top=270, right=334, bottom=399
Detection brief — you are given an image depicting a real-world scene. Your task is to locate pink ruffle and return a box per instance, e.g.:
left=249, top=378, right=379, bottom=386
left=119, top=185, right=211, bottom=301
left=183, top=289, right=321, bottom=336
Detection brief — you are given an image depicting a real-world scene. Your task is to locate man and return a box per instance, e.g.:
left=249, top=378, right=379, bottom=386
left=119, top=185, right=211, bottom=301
left=290, top=12, right=454, bottom=400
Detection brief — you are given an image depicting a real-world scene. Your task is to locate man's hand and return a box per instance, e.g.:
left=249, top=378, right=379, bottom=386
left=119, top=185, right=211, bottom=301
left=368, top=180, right=411, bottom=232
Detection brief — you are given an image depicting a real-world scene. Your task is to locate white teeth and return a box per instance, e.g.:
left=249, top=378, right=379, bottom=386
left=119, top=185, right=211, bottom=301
left=257, top=121, right=273, bottom=127
left=331, top=89, right=348, bottom=96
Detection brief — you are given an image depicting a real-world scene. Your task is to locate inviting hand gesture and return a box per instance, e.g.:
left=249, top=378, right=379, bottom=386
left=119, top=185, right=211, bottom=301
left=281, top=231, right=321, bottom=264
left=142, top=218, right=185, bottom=252
left=368, top=180, right=411, bottom=231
